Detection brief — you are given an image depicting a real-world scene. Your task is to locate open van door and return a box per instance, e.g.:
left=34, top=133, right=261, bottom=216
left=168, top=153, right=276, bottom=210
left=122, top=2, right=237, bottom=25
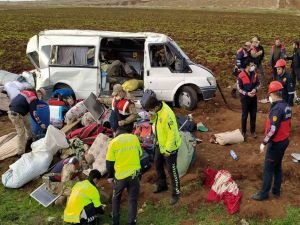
left=39, top=35, right=100, bottom=99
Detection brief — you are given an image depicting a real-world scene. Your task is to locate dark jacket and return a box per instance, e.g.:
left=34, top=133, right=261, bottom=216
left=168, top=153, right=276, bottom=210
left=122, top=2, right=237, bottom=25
left=256, top=45, right=265, bottom=64
left=263, top=100, right=291, bottom=144
left=236, top=47, right=250, bottom=69
left=278, top=73, right=295, bottom=106
left=9, top=90, right=42, bottom=125
left=270, top=44, right=286, bottom=66
left=287, top=48, right=300, bottom=71
left=237, top=70, right=260, bottom=97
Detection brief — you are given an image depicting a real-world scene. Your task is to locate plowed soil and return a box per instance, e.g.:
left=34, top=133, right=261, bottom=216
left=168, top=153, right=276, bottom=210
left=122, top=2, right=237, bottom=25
left=0, top=7, right=300, bottom=223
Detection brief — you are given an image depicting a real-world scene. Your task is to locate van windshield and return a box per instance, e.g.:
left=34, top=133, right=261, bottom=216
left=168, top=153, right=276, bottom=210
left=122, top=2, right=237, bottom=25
left=169, top=40, right=190, bottom=60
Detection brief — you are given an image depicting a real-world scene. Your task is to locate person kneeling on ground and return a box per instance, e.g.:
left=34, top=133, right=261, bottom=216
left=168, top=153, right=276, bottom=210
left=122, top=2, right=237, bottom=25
left=98, top=84, right=137, bottom=133
left=64, top=169, right=105, bottom=225
left=252, top=81, right=292, bottom=201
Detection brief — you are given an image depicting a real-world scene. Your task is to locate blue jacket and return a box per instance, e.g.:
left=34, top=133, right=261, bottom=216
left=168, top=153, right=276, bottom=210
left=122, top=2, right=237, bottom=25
left=278, top=73, right=295, bottom=106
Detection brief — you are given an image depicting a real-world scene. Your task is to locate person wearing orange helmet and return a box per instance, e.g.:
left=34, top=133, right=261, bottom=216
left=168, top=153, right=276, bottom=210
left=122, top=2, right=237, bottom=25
left=252, top=81, right=292, bottom=201
left=275, top=59, right=295, bottom=106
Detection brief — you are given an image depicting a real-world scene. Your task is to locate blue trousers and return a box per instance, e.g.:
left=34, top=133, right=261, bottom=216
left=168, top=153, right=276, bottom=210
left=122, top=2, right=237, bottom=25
left=261, top=139, right=289, bottom=197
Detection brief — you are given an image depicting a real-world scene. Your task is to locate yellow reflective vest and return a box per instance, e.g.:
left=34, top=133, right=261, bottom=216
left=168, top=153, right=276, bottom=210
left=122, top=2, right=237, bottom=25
left=64, top=180, right=101, bottom=223
left=153, top=102, right=181, bottom=154
left=106, top=133, right=142, bottom=180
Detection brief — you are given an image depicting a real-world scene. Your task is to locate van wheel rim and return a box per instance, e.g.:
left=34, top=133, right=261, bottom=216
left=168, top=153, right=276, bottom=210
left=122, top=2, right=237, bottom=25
left=179, top=92, right=191, bottom=107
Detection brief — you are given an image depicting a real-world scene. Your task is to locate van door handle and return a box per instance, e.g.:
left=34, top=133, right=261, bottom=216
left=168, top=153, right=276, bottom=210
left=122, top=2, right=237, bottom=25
left=147, top=70, right=150, bottom=76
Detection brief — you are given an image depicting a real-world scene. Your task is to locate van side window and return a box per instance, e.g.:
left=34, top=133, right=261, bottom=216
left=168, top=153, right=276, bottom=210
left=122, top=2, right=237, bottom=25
left=28, top=51, right=40, bottom=68
left=50, top=46, right=95, bottom=66
left=149, top=45, right=176, bottom=68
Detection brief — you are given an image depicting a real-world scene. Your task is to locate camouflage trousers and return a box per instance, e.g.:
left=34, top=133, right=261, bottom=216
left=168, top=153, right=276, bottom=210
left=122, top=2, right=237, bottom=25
left=8, top=111, right=32, bottom=155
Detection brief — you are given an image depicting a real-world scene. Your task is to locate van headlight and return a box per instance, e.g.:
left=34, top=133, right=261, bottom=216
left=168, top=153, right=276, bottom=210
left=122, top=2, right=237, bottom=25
left=207, top=77, right=216, bottom=86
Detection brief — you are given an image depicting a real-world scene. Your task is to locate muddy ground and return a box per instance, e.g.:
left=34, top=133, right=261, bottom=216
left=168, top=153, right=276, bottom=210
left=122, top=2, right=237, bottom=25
left=1, top=88, right=299, bottom=221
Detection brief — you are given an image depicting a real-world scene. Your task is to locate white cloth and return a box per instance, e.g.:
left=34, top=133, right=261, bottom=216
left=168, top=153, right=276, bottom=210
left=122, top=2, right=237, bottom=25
left=211, top=170, right=239, bottom=196
left=4, top=81, right=32, bottom=100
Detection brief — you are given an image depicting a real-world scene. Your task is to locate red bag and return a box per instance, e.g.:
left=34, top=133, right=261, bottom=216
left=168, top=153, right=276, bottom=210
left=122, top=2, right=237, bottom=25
left=206, top=189, right=221, bottom=202
left=204, top=167, right=218, bottom=188
left=222, top=191, right=242, bottom=214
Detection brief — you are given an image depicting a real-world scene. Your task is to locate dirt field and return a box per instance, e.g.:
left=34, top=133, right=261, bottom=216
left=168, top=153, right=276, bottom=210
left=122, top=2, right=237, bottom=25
left=0, top=7, right=300, bottom=223
left=1, top=89, right=300, bottom=221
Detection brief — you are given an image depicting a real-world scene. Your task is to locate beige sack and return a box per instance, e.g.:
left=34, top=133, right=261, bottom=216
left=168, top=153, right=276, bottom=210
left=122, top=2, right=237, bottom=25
left=0, top=132, right=18, bottom=160
left=215, top=129, right=244, bottom=145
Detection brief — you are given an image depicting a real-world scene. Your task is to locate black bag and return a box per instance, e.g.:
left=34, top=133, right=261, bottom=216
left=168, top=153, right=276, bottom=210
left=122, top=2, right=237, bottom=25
left=176, top=115, right=196, bottom=132
left=140, top=150, right=151, bottom=173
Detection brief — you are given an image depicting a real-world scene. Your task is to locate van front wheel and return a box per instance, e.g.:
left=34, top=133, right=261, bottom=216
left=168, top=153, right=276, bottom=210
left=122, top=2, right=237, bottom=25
left=177, top=86, right=198, bottom=110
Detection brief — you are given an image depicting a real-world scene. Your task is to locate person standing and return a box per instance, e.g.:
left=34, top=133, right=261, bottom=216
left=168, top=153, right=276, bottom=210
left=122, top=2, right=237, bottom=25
left=64, top=169, right=105, bottom=224
left=252, top=36, right=265, bottom=85
left=270, top=39, right=287, bottom=80
left=141, top=90, right=181, bottom=205
left=98, top=84, right=137, bottom=132
left=287, top=41, right=300, bottom=88
left=8, top=89, right=46, bottom=155
left=274, top=59, right=295, bottom=106
left=237, top=59, right=260, bottom=139
left=252, top=81, right=292, bottom=201
left=106, top=128, right=142, bottom=225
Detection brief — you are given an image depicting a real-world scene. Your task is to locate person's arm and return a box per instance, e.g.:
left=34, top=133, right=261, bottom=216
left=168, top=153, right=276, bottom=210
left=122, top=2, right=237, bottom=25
left=29, top=100, right=45, bottom=128
left=236, top=50, right=243, bottom=68
left=237, top=76, right=247, bottom=96
left=98, top=97, right=113, bottom=106
left=250, top=49, right=262, bottom=58
left=262, top=108, right=282, bottom=145
left=122, top=103, right=138, bottom=125
left=287, top=77, right=295, bottom=106
left=164, top=114, right=179, bottom=153
left=106, top=142, right=115, bottom=178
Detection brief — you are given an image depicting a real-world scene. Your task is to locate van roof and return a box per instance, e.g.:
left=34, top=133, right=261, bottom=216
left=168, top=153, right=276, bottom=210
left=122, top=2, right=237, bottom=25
left=40, top=30, right=170, bottom=42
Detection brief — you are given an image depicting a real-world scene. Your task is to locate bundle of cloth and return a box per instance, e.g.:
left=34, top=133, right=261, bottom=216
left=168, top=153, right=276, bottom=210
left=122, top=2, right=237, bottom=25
left=204, top=168, right=242, bottom=214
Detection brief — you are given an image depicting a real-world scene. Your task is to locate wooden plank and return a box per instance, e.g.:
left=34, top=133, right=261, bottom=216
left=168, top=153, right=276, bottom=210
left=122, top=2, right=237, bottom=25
left=61, top=119, right=81, bottom=134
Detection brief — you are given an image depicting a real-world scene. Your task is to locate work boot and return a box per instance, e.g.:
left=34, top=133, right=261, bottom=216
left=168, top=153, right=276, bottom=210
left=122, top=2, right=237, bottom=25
left=250, top=132, right=257, bottom=138
left=272, top=190, right=280, bottom=199
left=153, top=185, right=168, bottom=194
left=169, top=195, right=180, bottom=205
left=251, top=192, right=269, bottom=201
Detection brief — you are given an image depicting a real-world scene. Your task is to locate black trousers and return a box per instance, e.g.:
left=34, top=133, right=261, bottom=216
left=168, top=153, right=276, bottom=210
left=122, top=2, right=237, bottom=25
left=261, top=139, right=289, bottom=197
left=155, top=147, right=180, bottom=197
left=272, top=67, right=278, bottom=80
left=112, top=175, right=140, bottom=225
left=240, top=96, right=257, bottom=135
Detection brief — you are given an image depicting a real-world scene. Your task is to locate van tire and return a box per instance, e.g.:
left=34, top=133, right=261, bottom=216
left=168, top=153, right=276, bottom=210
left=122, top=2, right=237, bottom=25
left=177, top=86, right=198, bottom=110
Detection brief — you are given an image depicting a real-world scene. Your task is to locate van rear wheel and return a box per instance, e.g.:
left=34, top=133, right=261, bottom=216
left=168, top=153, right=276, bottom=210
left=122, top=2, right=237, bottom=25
left=177, top=86, right=198, bottom=110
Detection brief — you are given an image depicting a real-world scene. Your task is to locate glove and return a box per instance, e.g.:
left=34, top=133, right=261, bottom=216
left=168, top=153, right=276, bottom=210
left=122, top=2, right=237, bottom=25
left=87, top=216, right=95, bottom=223
left=260, top=143, right=265, bottom=153
left=40, top=124, right=46, bottom=129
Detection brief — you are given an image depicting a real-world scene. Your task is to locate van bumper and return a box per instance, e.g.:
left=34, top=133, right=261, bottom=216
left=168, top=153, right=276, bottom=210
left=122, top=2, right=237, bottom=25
left=199, top=86, right=217, bottom=100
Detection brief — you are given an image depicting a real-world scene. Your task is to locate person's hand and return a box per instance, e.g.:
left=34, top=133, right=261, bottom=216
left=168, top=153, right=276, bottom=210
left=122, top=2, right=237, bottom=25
left=107, top=178, right=114, bottom=184
left=259, top=143, right=266, bottom=154
left=251, top=89, right=257, bottom=95
left=98, top=98, right=104, bottom=104
left=40, top=124, right=46, bottom=129
left=247, top=92, right=255, bottom=97
left=101, top=204, right=107, bottom=210
left=118, top=120, right=125, bottom=126
left=258, top=50, right=263, bottom=55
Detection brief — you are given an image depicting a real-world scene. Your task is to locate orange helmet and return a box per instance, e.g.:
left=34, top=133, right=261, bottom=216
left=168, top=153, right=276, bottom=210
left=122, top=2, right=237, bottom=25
left=268, top=81, right=284, bottom=94
left=274, top=59, right=287, bottom=68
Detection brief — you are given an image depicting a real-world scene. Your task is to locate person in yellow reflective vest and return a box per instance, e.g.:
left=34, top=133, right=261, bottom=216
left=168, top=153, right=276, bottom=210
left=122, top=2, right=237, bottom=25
left=64, top=170, right=105, bottom=225
left=141, top=89, right=182, bottom=205
left=106, top=128, right=142, bottom=225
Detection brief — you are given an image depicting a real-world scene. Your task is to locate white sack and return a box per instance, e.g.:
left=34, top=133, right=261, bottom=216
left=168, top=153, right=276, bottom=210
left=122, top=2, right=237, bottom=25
left=0, top=70, right=18, bottom=85
left=65, top=101, right=88, bottom=124
left=215, top=129, right=244, bottom=145
left=2, top=125, right=69, bottom=188
left=87, top=133, right=111, bottom=175
left=0, top=133, right=18, bottom=161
